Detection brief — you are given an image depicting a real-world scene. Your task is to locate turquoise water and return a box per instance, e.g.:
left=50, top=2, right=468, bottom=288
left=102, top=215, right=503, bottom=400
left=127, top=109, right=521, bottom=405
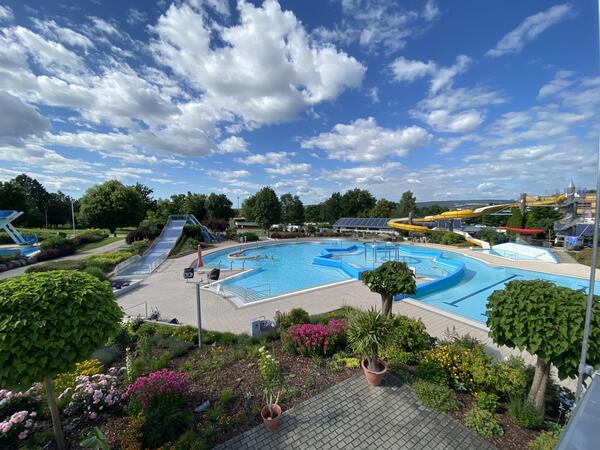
left=203, top=241, right=598, bottom=321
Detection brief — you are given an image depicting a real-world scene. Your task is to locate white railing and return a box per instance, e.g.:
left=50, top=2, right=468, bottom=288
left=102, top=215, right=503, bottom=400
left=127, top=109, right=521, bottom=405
left=148, top=251, right=169, bottom=273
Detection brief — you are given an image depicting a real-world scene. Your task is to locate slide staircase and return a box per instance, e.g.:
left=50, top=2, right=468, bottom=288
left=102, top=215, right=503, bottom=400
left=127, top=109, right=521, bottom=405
left=114, top=214, right=216, bottom=277
left=0, top=210, right=37, bottom=245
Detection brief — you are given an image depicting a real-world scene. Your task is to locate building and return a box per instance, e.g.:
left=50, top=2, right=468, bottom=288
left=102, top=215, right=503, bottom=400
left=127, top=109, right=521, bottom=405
left=554, top=181, right=597, bottom=244
left=332, top=217, right=393, bottom=233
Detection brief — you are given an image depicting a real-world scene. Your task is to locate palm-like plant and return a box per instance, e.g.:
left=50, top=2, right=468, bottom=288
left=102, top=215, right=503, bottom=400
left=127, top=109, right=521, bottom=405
left=348, top=308, right=392, bottom=371
left=361, top=261, right=416, bottom=317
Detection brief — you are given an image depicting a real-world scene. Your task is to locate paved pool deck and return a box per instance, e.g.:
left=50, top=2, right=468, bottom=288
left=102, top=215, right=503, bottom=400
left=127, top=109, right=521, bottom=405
left=215, top=374, right=495, bottom=450
left=117, top=239, right=596, bottom=389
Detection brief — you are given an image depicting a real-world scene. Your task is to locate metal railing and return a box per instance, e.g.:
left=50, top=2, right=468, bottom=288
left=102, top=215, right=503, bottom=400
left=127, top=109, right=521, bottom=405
left=122, top=301, right=148, bottom=318
left=113, top=255, right=142, bottom=275
left=149, top=251, right=169, bottom=273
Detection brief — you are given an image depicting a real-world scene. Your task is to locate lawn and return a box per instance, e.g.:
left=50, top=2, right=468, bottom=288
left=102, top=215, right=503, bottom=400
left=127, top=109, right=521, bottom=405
left=76, top=235, right=125, bottom=252
left=569, top=248, right=600, bottom=268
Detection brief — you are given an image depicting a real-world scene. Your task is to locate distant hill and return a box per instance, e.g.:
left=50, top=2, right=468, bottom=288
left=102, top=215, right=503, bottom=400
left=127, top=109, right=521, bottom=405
left=416, top=199, right=514, bottom=209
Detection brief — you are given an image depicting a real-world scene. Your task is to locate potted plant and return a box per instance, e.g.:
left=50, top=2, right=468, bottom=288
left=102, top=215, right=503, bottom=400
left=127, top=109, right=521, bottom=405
left=257, top=347, right=283, bottom=431
left=261, top=388, right=282, bottom=431
left=348, top=308, right=392, bottom=386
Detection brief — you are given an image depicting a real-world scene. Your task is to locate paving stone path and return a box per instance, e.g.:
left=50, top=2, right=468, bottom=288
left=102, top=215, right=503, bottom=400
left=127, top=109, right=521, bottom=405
left=215, top=375, right=496, bottom=449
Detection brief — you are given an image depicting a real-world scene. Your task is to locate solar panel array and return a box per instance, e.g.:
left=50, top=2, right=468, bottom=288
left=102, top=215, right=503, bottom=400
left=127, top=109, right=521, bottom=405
left=333, top=217, right=392, bottom=229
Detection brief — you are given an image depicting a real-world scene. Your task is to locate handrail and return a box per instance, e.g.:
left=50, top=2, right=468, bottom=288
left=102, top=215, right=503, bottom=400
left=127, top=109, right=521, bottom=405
left=122, top=301, right=149, bottom=318
left=113, top=255, right=142, bottom=274
left=149, top=251, right=169, bottom=273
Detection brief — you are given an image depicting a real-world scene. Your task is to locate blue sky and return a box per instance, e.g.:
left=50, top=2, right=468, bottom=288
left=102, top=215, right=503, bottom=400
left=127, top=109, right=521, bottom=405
left=0, top=0, right=598, bottom=204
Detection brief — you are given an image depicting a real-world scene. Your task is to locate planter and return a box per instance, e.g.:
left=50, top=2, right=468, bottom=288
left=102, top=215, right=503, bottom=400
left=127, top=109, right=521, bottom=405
left=361, top=358, right=388, bottom=386
left=261, top=404, right=282, bottom=431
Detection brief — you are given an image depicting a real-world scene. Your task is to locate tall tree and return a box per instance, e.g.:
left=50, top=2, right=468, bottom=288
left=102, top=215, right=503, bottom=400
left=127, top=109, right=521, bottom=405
left=341, top=188, right=376, bottom=217
left=506, top=207, right=526, bottom=229
left=46, top=191, right=72, bottom=227
left=280, top=193, right=305, bottom=224
left=79, top=180, right=144, bottom=233
left=369, top=198, right=396, bottom=218
left=134, top=183, right=156, bottom=217
left=396, top=190, right=417, bottom=218
left=252, top=187, right=281, bottom=231
left=242, top=195, right=257, bottom=221
left=304, top=204, right=323, bottom=223
left=324, top=192, right=343, bottom=223
left=181, top=192, right=207, bottom=220
left=206, top=193, right=234, bottom=220
left=0, top=181, right=28, bottom=213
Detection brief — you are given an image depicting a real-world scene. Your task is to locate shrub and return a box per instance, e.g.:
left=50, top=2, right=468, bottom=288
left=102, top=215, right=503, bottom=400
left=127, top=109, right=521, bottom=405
left=527, top=427, right=562, bottom=450
left=124, top=369, right=188, bottom=412
left=54, top=359, right=104, bottom=395
left=26, top=259, right=87, bottom=273
left=36, top=236, right=77, bottom=261
left=381, top=315, right=432, bottom=365
left=348, top=308, right=393, bottom=370
left=202, top=219, right=228, bottom=232
left=141, top=394, right=193, bottom=448
left=0, top=385, right=44, bottom=446
left=257, top=347, right=282, bottom=416
left=412, top=381, right=460, bottom=412
left=126, top=226, right=159, bottom=245
left=270, top=231, right=306, bottom=239
left=283, top=320, right=347, bottom=357
left=182, top=224, right=205, bottom=242
left=238, top=232, right=259, bottom=242
left=224, top=228, right=238, bottom=241
left=60, top=369, right=123, bottom=421
left=278, top=307, right=310, bottom=331
left=465, top=407, right=504, bottom=437
left=474, top=391, right=499, bottom=412
left=415, top=362, right=449, bottom=385
left=509, top=396, right=544, bottom=429
left=72, top=229, right=109, bottom=246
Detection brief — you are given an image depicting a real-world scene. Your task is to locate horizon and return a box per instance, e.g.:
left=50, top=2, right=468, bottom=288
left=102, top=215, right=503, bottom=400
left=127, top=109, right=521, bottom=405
left=0, top=0, right=598, bottom=203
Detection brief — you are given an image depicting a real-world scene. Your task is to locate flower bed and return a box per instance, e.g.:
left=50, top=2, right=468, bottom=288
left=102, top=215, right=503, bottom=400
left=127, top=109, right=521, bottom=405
left=282, top=319, right=347, bottom=356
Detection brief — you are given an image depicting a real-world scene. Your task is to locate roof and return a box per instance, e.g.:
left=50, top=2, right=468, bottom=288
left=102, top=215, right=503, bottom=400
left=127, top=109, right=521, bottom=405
left=333, top=217, right=392, bottom=229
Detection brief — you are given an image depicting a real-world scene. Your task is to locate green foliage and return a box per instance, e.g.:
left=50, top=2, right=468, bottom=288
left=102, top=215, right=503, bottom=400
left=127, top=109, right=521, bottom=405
left=474, top=391, right=499, bottom=412
left=361, top=261, right=416, bottom=297
left=464, top=407, right=504, bottom=437
left=36, top=236, right=77, bottom=261
left=170, top=431, right=208, bottom=450
left=487, top=280, right=600, bottom=380
left=507, top=207, right=526, bottom=229
left=369, top=198, right=396, bottom=218
left=182, top=224, right=205, bottom=242
left=527, top=427, right=562, bottom=450
left=415, top=362, right=449, bottom=384
left=509, top=396, right=544, bottom=429
left=84, top=241, right=146, bottom=271
left=249, top=187, right=281, bottom=230
left=280, top=193, right=305, bottom=224
left=140, top=395, right=194, bottom=448
left=238, top=232, right=259, bottom=242
left=79, top=180, right=145, bottom=233
left=224, top=228, right=238, bottom=241
left=477, top=227, right=509, bottom=245
left=412, top=381, right=460, bottom=412
left=82, top=265, right=108, bottom=281
left=278, top=307, right=310, bottom=331
left=381, top=314, right=432, bottom=365
left=428, top=230, right=465, bottom=245
left=80, top=427, right=110, bottom=450
left=26, top=259, right=87, bottom=273
left=347, top=308, right=392, bottom=368
left=0, top=270, right=122, bottom=388
left=396, top=190, right=417, bottom=217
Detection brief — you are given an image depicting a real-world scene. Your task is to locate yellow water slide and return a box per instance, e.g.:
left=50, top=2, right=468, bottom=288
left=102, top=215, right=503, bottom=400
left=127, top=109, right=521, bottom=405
left=386, top=193, right=566, bottom=246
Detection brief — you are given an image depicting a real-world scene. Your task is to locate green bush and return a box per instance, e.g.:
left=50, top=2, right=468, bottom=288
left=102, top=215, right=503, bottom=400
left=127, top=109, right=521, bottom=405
left=140, top=394, right=194, bottom=448
left=82, top=265, right=108, bottom=281
left=527, top=427, right=562, bottom=450
left=238, top=232, right=259, bottom=242
left=465, top=407, right=504, bottom=437
left=36, top=236, right=77, bottom=261
left=412, top=381, right=460, bottom=412
left=26, top=259, right=87, bottom=273
left=509, top=396, right=544, bottom=429
left=170, top=431, right=207, bottom=450
left=224, top=228, right=238, bottom=241
left=182, top=224, right=205, bottom=242
left=474, top=391, right=499, bottom=412
left=381, top=314, right=432, bottom=365
left=72, top=229, right=109, bottom=246
left=278, top=307, right=310, bottom=331
left=416, top=361, right=449, bottom=384
left=429, top=230, right=464, bottom=246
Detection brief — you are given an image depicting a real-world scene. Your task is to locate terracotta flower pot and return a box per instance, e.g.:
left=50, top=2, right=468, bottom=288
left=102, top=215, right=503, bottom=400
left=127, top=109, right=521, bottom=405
left=261, top=404, right=282, bottom=431
left=361, top=358, right=388, bottom=386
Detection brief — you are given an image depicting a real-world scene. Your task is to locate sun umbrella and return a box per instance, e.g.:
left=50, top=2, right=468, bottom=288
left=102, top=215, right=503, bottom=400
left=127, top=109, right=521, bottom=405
left=197, top=244, right=204, bottom=269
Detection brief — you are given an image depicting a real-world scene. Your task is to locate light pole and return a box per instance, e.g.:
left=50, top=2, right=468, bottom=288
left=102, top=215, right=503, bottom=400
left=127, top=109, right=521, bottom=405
left=70, top=200, right=76, bottom=234
left=195, top=282, right=203, bottom=349
left=575, top=0, right=600, bottom=401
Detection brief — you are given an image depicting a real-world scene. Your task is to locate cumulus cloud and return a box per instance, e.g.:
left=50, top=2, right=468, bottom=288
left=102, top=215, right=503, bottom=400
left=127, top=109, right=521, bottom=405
left=32, top=19, right=94, bottom=49
left=389, top=54, right=470, bottom=94
left=235, top=151, right=292, bottom=165
left=301, top=117, right=431, bottom=162
left=151, top=0, right=365, bottom=126
left=265, top=163, right=311, bottom=175
left=486, top=4, right=574, bottom=57
left=217, top=136, right=249, bottom=154
left=0, top=90, right=49, bottom=145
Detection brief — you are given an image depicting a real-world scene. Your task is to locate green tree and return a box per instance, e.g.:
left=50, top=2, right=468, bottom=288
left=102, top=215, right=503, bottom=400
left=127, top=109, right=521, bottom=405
left=0, top=271, right=122, bottom=449
left=324, top=192, right=343, bottom=223
left=396, top=190, right=417, bottom=218
left=525, top=207, right=561, bottom=237
left=46, top=191, right=72, bottom=227
left=416, top=203, right=448, bottom=217
left=134, top=183, right=157, bottom=217
left=370, top=198, right=396, bottom=218
left=206, top=193, right=233, bottom=220
left=361, top=261, right=417, bottom=318
left=506, top=207, right=526, bottom=229
left=253, top=187, right=281, bottom=232
left=486, top=280, right=600, bottom=414
left=181, top=192, right=207, bottom=220
left=13, top=174, right=49, bottom=226
left=79, top=180, right=144, bottom=234
left=0, top=181, right=29, bottom=214
left=341, top=188, right=376, bottom=217
left=304, top=204, right=323, bottom=223
left=280, top=193, right=304, bottom=224
left=241, top=195, right=257, bottom=221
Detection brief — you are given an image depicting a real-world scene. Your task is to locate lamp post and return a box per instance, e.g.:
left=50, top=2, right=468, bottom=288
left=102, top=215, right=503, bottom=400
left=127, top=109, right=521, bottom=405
left=70, top=200, right=76, bottom=234
left=575, top=0, right=600, bottom=402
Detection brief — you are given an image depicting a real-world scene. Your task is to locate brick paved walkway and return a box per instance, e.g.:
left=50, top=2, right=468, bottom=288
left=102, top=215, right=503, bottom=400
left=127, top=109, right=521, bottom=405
left=215, top=375, right=495, bottom=450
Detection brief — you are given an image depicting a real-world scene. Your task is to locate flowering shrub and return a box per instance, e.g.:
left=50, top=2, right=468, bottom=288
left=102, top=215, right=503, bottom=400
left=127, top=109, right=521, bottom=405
left=283, top=319, right=347, bottom=357
left=55, top=358, right=104, bottom=394
left=60, top=367, right=123, bottom=421
left=123, top=369, right=187, bottom=411
left=0, top=385, right=43, bottom=444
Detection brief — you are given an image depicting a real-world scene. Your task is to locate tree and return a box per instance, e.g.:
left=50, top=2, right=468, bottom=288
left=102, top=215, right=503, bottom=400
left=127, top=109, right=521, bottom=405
left=416, top=203, right=448, bottom=217
left=181, top=192, right=207, bottom=221
left=79, top=180, right=145, bottom=233
left=506, top=207, right=526, bottom=229
left=0, top=181, right=28, bottom=213
left=370, top=198, right=396, bottom=218
left=252, top=187, right=281, bottom=231
left=304, top=204, right=323, bottom=223
left=134, top=183, right=157, bottom=217
left=46, top=191, right=72, bottom=227
left=487, top=280, right=600, bottom=414
left=0, top=271, right=123, bottom=449
left=361, top=261, right=417, bottom=318
left=13, top=174, right=49, bottom=226
left=525, top=207, right=561, bottom=237
left=206, top=193, right=233, bottom=220
left=341, top=188, right=376, bottom=217
left=280, top=193, right=304, bottom=224
left=241, top=195, right=257, bottom=221
left=324, top=192, right=343, bottom=223
left=396, top=190, right=417, bottom=218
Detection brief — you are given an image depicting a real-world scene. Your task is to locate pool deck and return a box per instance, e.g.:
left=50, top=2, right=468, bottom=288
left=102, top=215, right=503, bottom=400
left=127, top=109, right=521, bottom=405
left=117, top=239, right=596, bottom=389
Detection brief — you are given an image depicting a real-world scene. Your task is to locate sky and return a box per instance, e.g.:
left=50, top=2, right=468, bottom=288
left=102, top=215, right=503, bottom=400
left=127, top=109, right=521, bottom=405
left=0, top=0, right=598, bottom=205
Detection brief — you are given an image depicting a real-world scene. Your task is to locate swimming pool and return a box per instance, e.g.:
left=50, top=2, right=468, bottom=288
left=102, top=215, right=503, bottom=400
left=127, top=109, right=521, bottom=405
left=473, top=242, right=559, bottom=264
left=202, top=240, right=597, bottom=323
left=0, top=246, right=40, bottom=257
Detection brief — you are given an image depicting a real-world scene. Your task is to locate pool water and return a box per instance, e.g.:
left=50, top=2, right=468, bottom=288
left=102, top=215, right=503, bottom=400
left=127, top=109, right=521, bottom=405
left=203, top=241, right=597, bottom=322
left=0, top=246, right=39, bottom=257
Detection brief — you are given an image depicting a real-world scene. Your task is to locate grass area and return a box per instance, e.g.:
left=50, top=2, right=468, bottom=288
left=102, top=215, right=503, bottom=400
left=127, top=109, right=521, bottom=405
left=569, top=248, right=600, bottom=268
left=76, top=235, right=124, bottom=252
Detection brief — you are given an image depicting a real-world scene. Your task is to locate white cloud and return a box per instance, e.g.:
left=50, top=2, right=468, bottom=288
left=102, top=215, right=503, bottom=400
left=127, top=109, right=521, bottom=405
left=423, top=109, right=484, bottom=134
left=88, top=16, right=119, bottom=36
left=32, top=19, right=94, bottom=49
left=389, top=54, right=470, bottom=94
left=265, top=163, right=311, bottom=175
left=151, top=1, right=365, bottom=126
left=0, top=5, right=13, bottom=21
left=368, top=87, right=380, bottom=103
left=0, top=90, right=49, bottom=145
left=538, top=70, right=575, bottom=98
left=423, top=0, right=440, bottom=22
left=486, top=4, right=574, bottom=57
left=127, top=8, right=148, bottom=25
left=323, top=162, right=403, bottom=184
left=301, top=117, right=431, bottom=162
left=235, top=151, right=292, bottom=165
left=0, top=144, right=91, bottom=173
left=216, top=136, right=249, bottom=154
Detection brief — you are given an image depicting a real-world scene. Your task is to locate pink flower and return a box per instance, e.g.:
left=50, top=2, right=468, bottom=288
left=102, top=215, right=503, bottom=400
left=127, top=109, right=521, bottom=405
left=18, top=430, right=28, bottom=440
